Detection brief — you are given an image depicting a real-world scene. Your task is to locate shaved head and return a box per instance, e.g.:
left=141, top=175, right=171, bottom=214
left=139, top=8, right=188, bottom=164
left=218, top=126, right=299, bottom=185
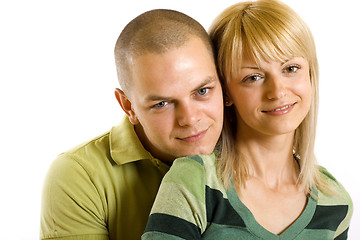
left=114, top=9, right=214, bottom=94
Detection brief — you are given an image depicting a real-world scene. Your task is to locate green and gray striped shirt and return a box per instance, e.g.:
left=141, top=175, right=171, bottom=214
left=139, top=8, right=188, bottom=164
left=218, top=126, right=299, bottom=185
left=142, top=154, right=352, bottom=240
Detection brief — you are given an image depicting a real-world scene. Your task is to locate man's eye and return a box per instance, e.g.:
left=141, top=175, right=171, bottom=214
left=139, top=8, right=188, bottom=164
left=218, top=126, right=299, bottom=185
left=152, top=101, right=168, bottom=108
left=198, top=88, right=209, bottom=95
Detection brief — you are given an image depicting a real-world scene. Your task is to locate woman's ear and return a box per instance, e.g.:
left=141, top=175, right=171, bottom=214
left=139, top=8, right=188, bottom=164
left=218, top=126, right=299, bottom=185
left=115, top=88, right=139, bottom=125
left=224, top=94, right=233, bottom=107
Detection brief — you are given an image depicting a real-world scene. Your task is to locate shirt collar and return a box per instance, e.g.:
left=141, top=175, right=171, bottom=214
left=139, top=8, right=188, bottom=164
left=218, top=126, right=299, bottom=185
left=110, top=115, right=154, bottom=165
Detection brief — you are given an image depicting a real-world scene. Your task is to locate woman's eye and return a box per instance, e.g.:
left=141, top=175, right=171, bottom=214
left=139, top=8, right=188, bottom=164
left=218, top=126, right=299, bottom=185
left=284, top=65, right=300, bottom=73
left=243, top=74, right=262, bottom=83
left=197, top=88, right=209, bottom=96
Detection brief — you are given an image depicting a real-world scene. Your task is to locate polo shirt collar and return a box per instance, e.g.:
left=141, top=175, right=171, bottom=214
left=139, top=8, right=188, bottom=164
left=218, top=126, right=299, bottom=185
left=110, top=115, right=154, bottom=165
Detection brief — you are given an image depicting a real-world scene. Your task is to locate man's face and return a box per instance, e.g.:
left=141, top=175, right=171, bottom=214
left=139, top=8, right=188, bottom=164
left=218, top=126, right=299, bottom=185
left=120, top=37, right=223, bottom=164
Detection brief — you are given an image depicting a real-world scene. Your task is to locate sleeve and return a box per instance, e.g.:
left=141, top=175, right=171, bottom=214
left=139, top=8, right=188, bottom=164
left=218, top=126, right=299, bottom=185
left=319, top=166, right=353, bottom=240
left=40, top=153, right=109, bottom=240
left=333, top=184, right=353, bottom=240
left=142, top=155, right=209, bottom=240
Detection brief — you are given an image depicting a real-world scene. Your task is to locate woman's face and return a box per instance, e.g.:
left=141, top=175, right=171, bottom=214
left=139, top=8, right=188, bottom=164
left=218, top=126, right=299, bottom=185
left=226, top=55, right=312, bottom=138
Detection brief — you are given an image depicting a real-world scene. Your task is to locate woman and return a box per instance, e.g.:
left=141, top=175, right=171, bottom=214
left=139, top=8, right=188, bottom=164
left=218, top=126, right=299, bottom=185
left=142, top=0, right=353, bottom=239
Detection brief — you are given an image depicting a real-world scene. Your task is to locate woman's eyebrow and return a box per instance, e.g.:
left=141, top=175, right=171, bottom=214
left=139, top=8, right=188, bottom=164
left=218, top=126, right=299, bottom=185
left=241, top=65, right=262, bottom=70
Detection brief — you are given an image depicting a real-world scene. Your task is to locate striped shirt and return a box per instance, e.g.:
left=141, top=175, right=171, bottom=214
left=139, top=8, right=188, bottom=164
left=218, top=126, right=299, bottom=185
left=142, top=154, right=353, bottom=240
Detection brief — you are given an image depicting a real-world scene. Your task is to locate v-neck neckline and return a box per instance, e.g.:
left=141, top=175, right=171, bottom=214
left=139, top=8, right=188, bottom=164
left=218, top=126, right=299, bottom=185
left=226, top=185, right=318, bottom=239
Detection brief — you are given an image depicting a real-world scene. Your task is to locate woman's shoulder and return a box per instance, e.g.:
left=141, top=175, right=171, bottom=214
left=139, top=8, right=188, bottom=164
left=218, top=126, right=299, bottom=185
left=317, top=166, right=352, bottom=207
left=316, top=166, right=353, bottom=239
left=318, top=166, right=342, bottom=184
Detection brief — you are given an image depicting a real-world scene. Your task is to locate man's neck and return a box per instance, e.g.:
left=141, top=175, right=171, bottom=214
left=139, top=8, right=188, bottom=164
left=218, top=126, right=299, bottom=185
left=134, top=124, right=174, bottom=165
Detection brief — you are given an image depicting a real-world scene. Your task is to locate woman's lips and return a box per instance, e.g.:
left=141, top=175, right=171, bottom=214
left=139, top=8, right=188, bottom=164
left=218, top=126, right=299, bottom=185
left=262, top=103, right=296, bottom=116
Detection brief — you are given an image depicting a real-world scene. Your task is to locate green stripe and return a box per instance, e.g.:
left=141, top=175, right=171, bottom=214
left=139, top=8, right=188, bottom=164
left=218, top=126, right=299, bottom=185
left=306, top=205, right=348, bottom=231
left=334, top=228, right=348, bottom=240
left=151, top=156, right=208, bottom=231
left=149, top=181, right=207, bottom=229
left=187, top=155, right=205, bottom=166
left=162, top=156, right=205, bottom=204
left=144, top=213, right=201, bottom=239
left=205, top=186, right=246, bottom=228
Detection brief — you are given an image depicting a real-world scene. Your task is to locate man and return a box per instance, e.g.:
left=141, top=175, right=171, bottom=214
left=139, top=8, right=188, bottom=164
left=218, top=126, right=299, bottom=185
left=40, top=9, right=223, bottom=240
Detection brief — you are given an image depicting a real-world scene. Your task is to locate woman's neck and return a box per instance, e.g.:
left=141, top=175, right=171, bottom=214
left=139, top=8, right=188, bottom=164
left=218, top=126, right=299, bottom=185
left=236, top=129, right=299, bottom=190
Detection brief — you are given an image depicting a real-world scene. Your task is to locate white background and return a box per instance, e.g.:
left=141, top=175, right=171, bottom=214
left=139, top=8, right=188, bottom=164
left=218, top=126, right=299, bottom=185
left=0, top=0, right=359, bottom=239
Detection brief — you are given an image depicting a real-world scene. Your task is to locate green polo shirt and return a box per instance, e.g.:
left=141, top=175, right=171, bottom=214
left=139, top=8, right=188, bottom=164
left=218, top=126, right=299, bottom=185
left=40, top=116, right=170, bottom=240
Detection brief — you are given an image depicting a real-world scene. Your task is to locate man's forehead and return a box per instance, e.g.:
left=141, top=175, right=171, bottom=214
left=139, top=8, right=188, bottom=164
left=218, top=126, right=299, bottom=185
left=143, top=75, right=219, bottom=102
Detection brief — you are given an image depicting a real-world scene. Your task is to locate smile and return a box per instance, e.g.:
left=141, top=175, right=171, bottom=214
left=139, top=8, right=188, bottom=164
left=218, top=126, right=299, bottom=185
left=262, top=103, right=296, bottom=115
left=178, top=129, right=207, bottom=143
left=271, top=104, right=293, bottom=112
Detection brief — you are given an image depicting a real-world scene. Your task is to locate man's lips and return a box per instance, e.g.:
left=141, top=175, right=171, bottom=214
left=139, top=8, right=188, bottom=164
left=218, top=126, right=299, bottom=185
left=177, top=129, right=208, bottom=143
left=262, top=103, right=296, bottom=115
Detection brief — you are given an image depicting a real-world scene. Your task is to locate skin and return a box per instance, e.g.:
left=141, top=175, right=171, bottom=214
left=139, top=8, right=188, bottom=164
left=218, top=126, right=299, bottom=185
left=226, top=54, right=312, bottom=235
left=115, top=37, right=224, bottom=164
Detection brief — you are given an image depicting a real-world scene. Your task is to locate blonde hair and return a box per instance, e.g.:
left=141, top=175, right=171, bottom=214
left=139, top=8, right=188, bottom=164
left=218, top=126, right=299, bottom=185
left=114, top=9, right=214, bottom=95
left=209, top=0, right=331, bottom=195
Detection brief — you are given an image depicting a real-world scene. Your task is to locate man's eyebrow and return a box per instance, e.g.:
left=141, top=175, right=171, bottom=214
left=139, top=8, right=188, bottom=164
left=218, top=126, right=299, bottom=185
left=144, top=76, right=218, bottom=102
left=144, top=95, right=172, bottom=102
left=191, top=76, right=218, bottom=92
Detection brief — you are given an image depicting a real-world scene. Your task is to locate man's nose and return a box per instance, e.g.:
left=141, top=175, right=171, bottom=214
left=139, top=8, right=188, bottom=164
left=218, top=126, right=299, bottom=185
left=176, top=102, right=201, bottom=127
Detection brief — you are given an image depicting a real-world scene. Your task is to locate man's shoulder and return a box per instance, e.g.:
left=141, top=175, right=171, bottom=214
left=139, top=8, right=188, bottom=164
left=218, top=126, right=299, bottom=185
left=66, top=130, right=111, bottom=160
left=48, top=130, right=111, bottom=175
left=54, top=116, right=140, bottom=169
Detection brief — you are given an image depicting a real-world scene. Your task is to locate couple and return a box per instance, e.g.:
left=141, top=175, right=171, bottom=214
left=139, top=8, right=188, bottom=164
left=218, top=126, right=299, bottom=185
left=40, top=0, right=352, bottom=239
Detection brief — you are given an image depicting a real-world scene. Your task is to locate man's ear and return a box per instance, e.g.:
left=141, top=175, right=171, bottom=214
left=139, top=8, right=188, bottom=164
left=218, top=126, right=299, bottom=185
left=115, top=88, right=139, bottom=125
